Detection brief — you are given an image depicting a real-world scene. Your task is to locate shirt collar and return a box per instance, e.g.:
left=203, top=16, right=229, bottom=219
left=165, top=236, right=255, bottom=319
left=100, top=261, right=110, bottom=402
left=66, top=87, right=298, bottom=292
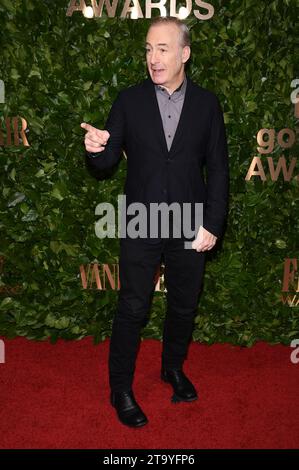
left=155, top=74, right=187, bottom=99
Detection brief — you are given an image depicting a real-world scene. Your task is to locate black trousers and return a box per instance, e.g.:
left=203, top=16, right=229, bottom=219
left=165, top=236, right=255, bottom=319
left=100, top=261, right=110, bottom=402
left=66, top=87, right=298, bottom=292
left=108, top=234, right=206, bottom=392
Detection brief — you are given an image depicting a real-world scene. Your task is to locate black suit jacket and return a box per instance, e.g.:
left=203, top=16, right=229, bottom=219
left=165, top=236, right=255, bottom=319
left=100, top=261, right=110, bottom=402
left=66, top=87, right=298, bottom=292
left=85, top=74, right=229, bottom=239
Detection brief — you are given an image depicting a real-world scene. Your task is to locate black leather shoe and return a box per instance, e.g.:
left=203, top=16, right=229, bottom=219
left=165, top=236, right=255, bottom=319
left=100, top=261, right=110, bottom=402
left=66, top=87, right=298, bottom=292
left=110, top=390, right=148, bottom=427
left=161, top=368, right=198, bottom=403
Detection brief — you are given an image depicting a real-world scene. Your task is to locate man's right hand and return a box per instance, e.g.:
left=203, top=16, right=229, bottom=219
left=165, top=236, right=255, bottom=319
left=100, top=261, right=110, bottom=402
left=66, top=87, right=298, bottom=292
left=81, top=122, right=110, bottom=153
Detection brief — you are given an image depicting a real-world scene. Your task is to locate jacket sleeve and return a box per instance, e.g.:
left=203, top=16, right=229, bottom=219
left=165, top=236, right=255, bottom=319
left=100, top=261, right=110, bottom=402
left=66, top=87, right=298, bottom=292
left=85, top=91, right=126, bottom=174
left=202, top=95, right=229, bottom=238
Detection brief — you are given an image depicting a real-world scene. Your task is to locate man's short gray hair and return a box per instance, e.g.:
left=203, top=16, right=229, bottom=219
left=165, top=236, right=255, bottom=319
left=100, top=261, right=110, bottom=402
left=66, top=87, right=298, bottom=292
left=148, top=16, right=191, bottom=48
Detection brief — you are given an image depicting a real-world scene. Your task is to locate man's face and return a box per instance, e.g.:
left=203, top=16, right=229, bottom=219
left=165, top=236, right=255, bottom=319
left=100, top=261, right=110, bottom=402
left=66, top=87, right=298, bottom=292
left=145, top=23, right=189, bottom=89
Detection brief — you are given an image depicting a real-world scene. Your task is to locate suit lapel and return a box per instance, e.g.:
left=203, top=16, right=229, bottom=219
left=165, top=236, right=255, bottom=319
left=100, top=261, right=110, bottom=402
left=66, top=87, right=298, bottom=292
left=143, top=75, right=194, bottom=159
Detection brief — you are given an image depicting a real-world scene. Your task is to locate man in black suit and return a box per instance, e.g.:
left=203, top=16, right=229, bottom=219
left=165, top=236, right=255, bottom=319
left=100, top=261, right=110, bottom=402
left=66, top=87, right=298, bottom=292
left=81, top=16, right=229, bottom=428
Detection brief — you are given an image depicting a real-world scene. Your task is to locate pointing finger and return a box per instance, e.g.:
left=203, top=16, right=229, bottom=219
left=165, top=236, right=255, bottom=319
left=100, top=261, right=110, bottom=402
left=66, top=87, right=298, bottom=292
left=81, top=122, right=98, bottom=133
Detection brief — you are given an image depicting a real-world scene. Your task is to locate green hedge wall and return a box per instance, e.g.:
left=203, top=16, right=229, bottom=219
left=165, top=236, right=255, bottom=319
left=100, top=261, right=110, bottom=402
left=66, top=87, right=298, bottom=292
left=0, top=0, right=298, bottom=345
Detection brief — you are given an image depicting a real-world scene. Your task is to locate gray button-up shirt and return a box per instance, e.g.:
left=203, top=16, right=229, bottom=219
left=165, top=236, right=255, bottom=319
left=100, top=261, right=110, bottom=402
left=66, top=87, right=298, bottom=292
left=154, top=74, right=187, bottom=151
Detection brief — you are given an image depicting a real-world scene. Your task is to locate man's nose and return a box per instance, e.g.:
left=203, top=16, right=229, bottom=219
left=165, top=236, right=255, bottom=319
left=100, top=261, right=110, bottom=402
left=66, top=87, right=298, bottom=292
left=150, top=50, right=158, bottom=64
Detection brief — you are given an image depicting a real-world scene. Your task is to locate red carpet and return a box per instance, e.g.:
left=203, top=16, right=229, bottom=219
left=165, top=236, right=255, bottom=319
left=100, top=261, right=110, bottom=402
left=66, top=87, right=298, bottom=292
left=0, top=336, right=298, bottom=449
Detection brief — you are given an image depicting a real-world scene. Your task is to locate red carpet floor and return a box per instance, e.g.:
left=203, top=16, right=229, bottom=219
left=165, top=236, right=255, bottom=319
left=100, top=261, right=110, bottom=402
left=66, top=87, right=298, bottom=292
left=0, top=336, right=298, bottom=449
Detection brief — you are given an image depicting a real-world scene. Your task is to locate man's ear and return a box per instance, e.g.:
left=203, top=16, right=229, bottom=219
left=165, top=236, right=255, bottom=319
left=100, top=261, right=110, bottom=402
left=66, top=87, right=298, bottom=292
left=182, top=46, right=191, bottom=64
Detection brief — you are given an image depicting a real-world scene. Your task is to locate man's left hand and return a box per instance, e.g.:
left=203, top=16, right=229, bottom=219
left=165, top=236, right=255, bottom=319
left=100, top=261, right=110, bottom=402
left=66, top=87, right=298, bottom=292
left=191, top=226, right=217, bottom=252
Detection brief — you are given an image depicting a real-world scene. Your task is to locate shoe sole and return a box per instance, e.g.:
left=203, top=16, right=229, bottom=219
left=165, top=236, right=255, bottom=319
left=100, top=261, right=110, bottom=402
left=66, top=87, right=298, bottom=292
left=120, top=419, right=148, bottom=428
left=171, top=393, right=198, bottom=403
left=114, top=411, right=148, bottom=428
